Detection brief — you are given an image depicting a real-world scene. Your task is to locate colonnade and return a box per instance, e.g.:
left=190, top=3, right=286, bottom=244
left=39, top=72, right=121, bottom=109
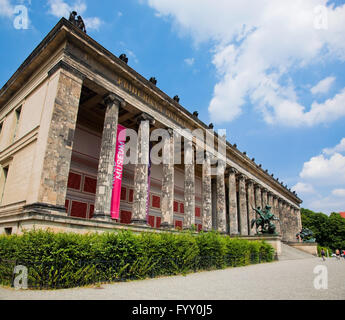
left=92, top=93, right=302, bottom=240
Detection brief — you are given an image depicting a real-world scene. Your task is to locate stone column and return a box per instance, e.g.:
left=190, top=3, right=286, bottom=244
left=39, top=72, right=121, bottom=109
left=183, top=138, right=195, bottom=229
left=228, top=167, right=239, bottom=235
left=216, top=161, right=226, bottom=233
left=211, top=178, right=217, bottom=230
left=296, top=207, right=302, bottom=231
left=288, top=205, right=296, bottom=242
left=37, top=67, right=83, bottom=208
left=132, top=113, right=155, bottom=225
left=273, top=195, right=281, bottom=235
left=247, top=180, right=256, bottom=235
left=202, top=151, right=212, bottom=231
left=161, top=129, right=174, bottom=229
left=254, top=184, right=262, bottom=210
left=268, top=192, right=274, bottom=210
left=262, top=188, right=268, bottom=208
left=238, top=174, right=248, bottom=235
left=281, top=201, right=287, bottom=241
left=94, top=94, right=122, bottom=220
left=278, top=200, right=284, bottom=237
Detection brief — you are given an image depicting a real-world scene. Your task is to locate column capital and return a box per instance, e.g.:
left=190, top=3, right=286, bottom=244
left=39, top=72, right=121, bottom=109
left=247, top=179, right=254, bottom=186
left=137, top=112, right=156, bottom=125
left=254, top=183, right=262, bottom=190
left=103, top=93, right=124, bottom=107
left=166, top=127, right=174, bottom=137
left=227, top=167, right=238, bottom=176
left=262, top=188, right=268, bottom=193
left=237, top=173, right=247, bottom=181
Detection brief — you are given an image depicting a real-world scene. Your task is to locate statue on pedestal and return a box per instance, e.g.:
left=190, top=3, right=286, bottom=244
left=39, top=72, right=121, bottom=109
left=251, top=205, right=280, bottom=235
left=296, top=228, right=316, bottom=243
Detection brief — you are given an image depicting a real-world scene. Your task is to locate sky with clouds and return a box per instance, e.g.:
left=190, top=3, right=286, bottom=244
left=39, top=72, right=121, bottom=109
left=0, top=0, right=344, bottom=214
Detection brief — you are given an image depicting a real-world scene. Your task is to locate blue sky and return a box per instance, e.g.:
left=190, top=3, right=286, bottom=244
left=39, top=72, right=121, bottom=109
left=0, top=0, right=345, bottom=214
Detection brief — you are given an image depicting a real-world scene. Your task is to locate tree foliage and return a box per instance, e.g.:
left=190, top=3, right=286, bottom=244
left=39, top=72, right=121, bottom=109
left=301, top=208, right=345, bottom=250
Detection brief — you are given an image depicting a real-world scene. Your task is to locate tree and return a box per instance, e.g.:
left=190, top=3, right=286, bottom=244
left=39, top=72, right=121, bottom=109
left=301, top=208, right=345, bottom=250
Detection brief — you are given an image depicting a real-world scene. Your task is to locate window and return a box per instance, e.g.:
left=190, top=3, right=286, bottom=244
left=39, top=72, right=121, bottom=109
left=148, top=215, right=162, bottom=228
left=175, top=220, right=183, bottom=230
left=120, top=187, right=127, bottom=201
left=13, top=106, right=22, bottom=141
left=120, top=211, right=132, bottom=224
left=67, top=172, right=82, bottom=190
left=70, top=201, right=88, bottom=219
left=152, top=195, right=161, bottom=209
left=1, top=166, right=9, bottom=204
left=128, top=189, right=134, bottom=203
left=5, top=227, right=12, bottom=236
left=83, top=176, right=97, bottom=194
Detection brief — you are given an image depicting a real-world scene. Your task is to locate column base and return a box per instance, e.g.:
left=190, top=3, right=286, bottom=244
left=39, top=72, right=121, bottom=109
left=93, top=212, right=112, bottom=222
left=160, top=222, right=174, bottom=230
left=131, top=219, right=151, bottom=227
left=230, top=232, right=240, bottom=236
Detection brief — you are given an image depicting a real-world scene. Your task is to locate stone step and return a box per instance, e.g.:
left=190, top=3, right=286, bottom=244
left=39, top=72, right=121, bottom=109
left=279, top=243, right=317, bottom=261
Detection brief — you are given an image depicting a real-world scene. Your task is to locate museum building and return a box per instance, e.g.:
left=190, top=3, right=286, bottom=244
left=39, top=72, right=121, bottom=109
left=0, top=18, right=302, bottom=241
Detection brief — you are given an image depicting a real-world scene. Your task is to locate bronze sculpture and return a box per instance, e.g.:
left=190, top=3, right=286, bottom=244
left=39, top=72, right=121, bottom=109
left=119, top=54, right=129, bottom=64
left=296, top=228, right=316, bottom=243
left=251, top=205, right=280, bottom=235
left=68, top=11, right=87, bottom=33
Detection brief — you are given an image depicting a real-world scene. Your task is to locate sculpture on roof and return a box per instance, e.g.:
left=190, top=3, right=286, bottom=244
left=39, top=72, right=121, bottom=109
left=119, top=54, right=129, bottom=64
left=251, top=205, right=280, bottom=235
left=68, top=11, right=87, bottom=33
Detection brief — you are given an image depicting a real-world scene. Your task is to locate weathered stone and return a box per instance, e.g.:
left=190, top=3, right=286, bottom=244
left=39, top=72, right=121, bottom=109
left=238, top=174, right=248, bottom=235
left=228, top=167, right=239, bottom=235
left=94, top=93, right=122, bottom=220
left=216, top=161, right=226, bottom=233
left=247, top=180, right=256, bottom=235
left=262, top=188, right=268, bottom=208
left=132, top=116, right=153, bottom=225
left=183, top=138, right=195, bottom=229
left=38, top=68, right=83, bottom=208
left=202, top=152, right=212, bottom=231
left=273, top=196, right=281, bottom=235
left=160, top=129, right=174, bottom=228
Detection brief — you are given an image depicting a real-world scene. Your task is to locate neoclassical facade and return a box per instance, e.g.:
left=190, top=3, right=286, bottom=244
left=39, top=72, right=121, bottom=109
left=0, top=18, right=302, bottom=242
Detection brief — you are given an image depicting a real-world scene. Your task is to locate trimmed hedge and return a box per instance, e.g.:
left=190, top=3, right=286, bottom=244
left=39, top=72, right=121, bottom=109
left=0, top=230, right=274, bottom=289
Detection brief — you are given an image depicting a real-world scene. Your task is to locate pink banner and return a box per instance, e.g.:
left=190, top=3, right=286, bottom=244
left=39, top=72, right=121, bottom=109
left=110, top=125, right=127, bottom=220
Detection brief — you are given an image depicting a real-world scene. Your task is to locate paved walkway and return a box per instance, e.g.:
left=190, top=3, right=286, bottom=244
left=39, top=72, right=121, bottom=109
left=1, top=257, right=344, bottom=300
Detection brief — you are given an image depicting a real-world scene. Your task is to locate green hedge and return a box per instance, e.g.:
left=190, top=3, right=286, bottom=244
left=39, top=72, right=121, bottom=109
left=317, top=245, right=333, bottom=257
left=0, top=230, right=274, bottom=289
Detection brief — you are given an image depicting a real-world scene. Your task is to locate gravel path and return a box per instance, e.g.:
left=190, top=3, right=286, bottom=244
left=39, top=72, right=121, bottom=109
left=1, top=257, right=344, bottom=300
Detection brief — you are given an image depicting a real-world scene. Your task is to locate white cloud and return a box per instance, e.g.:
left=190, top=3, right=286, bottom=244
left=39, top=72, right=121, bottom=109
left=311, top=76, right=336, bottom=95
left=47, top=0, right=101, bottom=31
left=323, top=137, right=345, bottom=155
left=300, top=153, right=345, bottom=184
left=292, top=139, right=345, bottom=213
left=184, top=57, right=195, bottom=66
left=332, top=189, right=345, bottom=197
left=84, top=17, right=102, bottom=31
left=308, top=195, right=345, bottom=214
left=292, top=182, right=316, bottom=194
left=48, top=0, right=86, bottom=18
left=145, top=0, right=345, bottom=127
left=0, top=0, right=14, bottom=17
